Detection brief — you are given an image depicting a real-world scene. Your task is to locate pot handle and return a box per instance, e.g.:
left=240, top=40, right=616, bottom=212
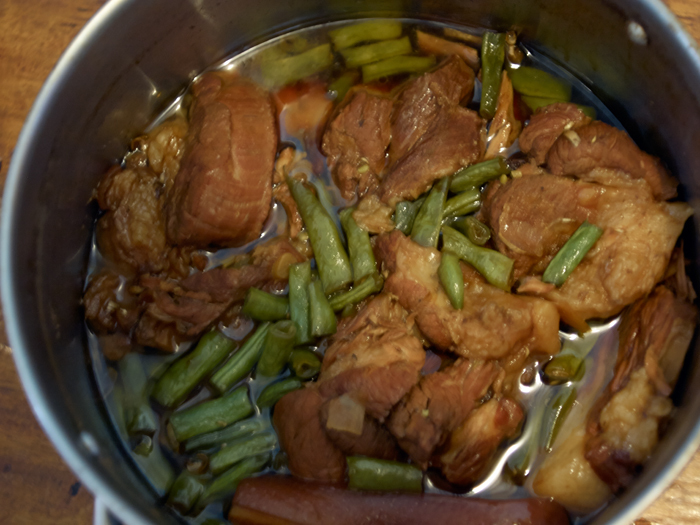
left=93, top=498, right=122, bottom=525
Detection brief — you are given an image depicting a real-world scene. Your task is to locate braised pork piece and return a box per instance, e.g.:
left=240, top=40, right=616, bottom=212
left=83, top=19, right=696, bottom=524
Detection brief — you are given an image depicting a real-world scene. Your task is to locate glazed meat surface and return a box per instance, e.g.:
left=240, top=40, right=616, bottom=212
left=166, top=73, right=277, bottom=247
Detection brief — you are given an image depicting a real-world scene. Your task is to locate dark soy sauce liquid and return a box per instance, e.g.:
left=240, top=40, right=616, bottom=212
left=86, top=18, right=626, bottom=524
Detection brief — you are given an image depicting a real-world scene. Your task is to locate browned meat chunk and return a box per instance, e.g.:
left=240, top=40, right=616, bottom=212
left=390, top=55, right=475, bottom=163
left=318, top=294, right=425, bottom=421
left=83, top=271, right=141, bottom=336
left=273, top=386, right=346, bottom=483
left=375, top=231, right=561, bottom=360
left=518, top=102, right=591, bottom=165
left=387, top=359, right=501, bottom=468
left=439, top=397, right=523, bottom=485
left=585, top=284, right=696, bottom=493
left=547, top=121, right=678, bottom=200
left=166, top=73, right=277, bottom=247
left=378, top=104, right=485, bottom=207
left=321, top=89, right=393, bottom=200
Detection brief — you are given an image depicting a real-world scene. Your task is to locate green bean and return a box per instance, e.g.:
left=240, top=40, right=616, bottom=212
left=340, top=208, right=377, bottom=284
left=543, top=387, right=577, bottom=452
left=167, top=472, right=205, bottom=514
left=152, top=331, right=236, bottom=408
left=479, top=32, right=506, bottom=119
left=169, top=386, right=253, bottom=442
left=257, top=320, right=297, bottom=377
left=210, top=324, right=271, bottom=394
left=118, top=354, right=157, bottom=436
left=198, top=454, right=271, bottom=509
left=394, top=196, right=426, bottom=234
left=438, top=252, right=464, bottom=310
left=308, top=280, right=337, bottom=337
left=289, top=348, right=322, bottom=380
left=209, top=432, right=278, bottom=475
left=185, top=418, right=269, bottom=452
left=450, top=157, right=510, bottom=193
left=288, top=178, right=353, bottom=294
left=542, top=221, right=603, bottom=287
left=509, top=66, right=571, bottom=101
left=328, top=71, right=360, bottom=102
left=242, top=288, right=289, bottom=322
left=132, top=435, right=154, bottom=457
left=341, top=36, right=412, bottom=68
left=347, top=456, right=423, bottom=493
left=329, top=20, right=403, bottom=50
left=289, top=262, right=312, bottom=345
left=362, top=55, right=437, bottom=83
left=543, top=354, right=584, bottom=385
left=441, top=226, right=513, bottom=291
left=411, top=177, right=449, bottom=248
left=442, top=187, right=481, bottom=218
left=261, top=43, right=333, bottom=88
left=450, top=216, right=491, bottom=246
left=328, top=273, right=384, bottom=312
left=257, top=377, right=304, bottom=408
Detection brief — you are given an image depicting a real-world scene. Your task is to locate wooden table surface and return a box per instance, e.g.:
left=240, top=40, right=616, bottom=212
left=2, top=1, right=700, bottom=524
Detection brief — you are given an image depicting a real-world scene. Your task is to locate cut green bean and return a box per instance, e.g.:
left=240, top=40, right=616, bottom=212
left=185, top=418, right=269, bottom=452
left=118, top=354, right=157, bottom=436
left=543, top=387, right=577, bottom=452
left=438, top=252, right=464, bottom=310
left=132, top=435, right=154, bottom=457
left=411, top=177, right=449, bottom=248
left=308, top=280, right=337, bottom=337
left=543, top=354, right=584, bottom=385
left=257, top=377, right=304, bottom=408
left=328, top=273, right=384, bottom=312
left=509, top=66, right=572, bottom=101
left=443, top=187, right=481, bottom=218
left=288, top=178, right=352, bottom=294
left=362, top=55, right=436, bottom=83
left=167, top=472, right=205, bottom=514
left=347, top=456, right=423, bottom=493
left=169, top=386, right=253, bottom=442
left=198, top=454, right=271, bottom=509
left=210, top=324, right=271, bottom=394
left=450, top=157, right=510, bottom=192
left=542, top=221, right=603, bottom=287
left=329, top=20, right=403, bottom=50
left=242, top=288, right=289, bottom=322
left=289, top=348, right=322, bottom=380
left=479, top=32, right=506, bottom=119
left=394, top=196, right=426, bottom=234
left=152, top=331, right=236, bottom=408
left=442, top=226, right=514, bottom=291
left=209, top=432, right=278, bottom=475
left=328, top=71, right=360, bottom=102
left=289, top=262, right=312, bottom=345
left=340, top=208, right=377, bottom=284
left=261, top=43, right=333, bottom=88
left=341, top=36, right=412, bottom=68
left=450, top=216, right=491, bottom=246
left=257, top=320, right=297, bottom=377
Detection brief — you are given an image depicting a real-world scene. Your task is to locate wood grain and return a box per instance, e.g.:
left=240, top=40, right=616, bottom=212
left=1, top=1, right=699, bottom=524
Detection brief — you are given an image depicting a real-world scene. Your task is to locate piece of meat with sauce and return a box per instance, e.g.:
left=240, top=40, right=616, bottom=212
left=390, top=55, right=475, bottom=163
left=518, top=102, right=591, bottom=165
left=83, top=271, right=142, bottom=339
left=166, top=72, right=277, bottom=247
left=439, top=397, right=523, bottom=485
left=318, top=293, right=426, bottom=421
left=547, top=121, right=678, bottom=200
left=321, top=88, right=393, bottom=200
left=387, top=358, right=502, bottom=468
left=375, top=230, right=561, bottom=360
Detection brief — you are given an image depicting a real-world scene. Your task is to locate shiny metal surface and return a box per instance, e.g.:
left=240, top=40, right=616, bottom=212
left=2, top=0, right=700, bottom=524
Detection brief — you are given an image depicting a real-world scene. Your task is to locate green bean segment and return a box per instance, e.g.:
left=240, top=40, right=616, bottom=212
left=438, top=252, right=464, bottom=310
left=542, top=221, right=603, bottom=287
left=394, top=196, right=426, bottom=234
left=543, top=354, right=584, bottom=385
left=450, top=157, right=510, bottom=192
left=198, top=454, right=271, bottom=509
left=119, top=354, right=157, bottom=436
left=329, top=20, right=403, bottom=50
left=167, top=472, right=205, bottom=514
left=411, top=177, right=449, bottom=248
left=169, top=386, right=253, bottom=442
left=442, top=226, right=514, bottom=291
left=289, top=261, right=312, bottom=345
left=152, top=331, right=236, bottom=408
left=509, top=66, right=572, bottom=101
left=362, top=55, right=436, bottom=83
left=289, top=348, right=322, bottom=380
left=341, top=36, right=412, bottom=68
left=451, top=216, right=491, bottom=245
left=210, top=323, right=271, bottom=394
left=242, top=288, right=289, bottom=322
left=209, top=432, right=278, bottom=475
left=308, top=280, right=337, bottom=337
left=543, top=387, right=577, bottom=452
left=261, top=44, right=333, bottom=88
left=257, top=320, right=297, bottom=377
left=184, top=418, right=269, bottom=452
left=347, top=456, right=423, bottom=493
left=257, top=377, right=304, bottom=408
left=479, top=32, right=506, bottom=119
left=328, top=71, right=360, bottom=101
left=340, top=208, right=377, bottom=284
left=443, top=187, right=481, bottom=218
left=328, top=273, right=384, bottom=312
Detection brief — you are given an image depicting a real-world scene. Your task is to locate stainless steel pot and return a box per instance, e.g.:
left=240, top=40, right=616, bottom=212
left=3, top=0, right=700, bottom=523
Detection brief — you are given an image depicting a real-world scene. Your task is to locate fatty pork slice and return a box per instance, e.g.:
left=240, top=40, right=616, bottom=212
left=387, top=358, right=502, bottom=468
left=375, top=230, right=561, bottom=360
left=317, top=293, right=426, bottom=422
left=166, top=73, right=277, bottom=248
left=389, top=55, right=476, bottom=164
left=321, top=89, right=394, bottom=200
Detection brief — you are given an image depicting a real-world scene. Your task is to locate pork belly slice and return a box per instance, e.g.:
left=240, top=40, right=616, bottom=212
left=318, top=293, right=426, bottom=421
left=375, top=230, right=561, bottom=360
left=166, top=73, right=277, bottom=248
